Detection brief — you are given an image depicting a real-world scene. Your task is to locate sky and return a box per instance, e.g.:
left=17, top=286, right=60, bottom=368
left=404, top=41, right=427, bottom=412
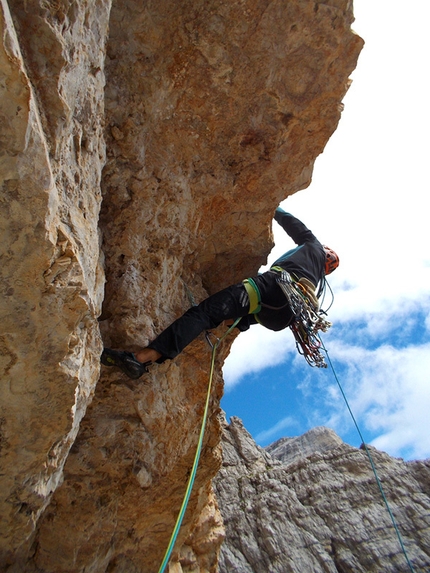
left=221, top=0, right=430, bottom=461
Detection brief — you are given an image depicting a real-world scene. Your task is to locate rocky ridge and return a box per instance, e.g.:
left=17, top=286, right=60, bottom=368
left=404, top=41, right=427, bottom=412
left=214, top=418, right=430, bottom=572
left=1, top=0, right=363, bottom=571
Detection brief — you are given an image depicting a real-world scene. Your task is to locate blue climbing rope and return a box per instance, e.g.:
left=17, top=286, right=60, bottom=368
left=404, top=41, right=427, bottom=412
left=319, top=336, right=416, bottom=573
left=157, top=319, right=241, bottom=573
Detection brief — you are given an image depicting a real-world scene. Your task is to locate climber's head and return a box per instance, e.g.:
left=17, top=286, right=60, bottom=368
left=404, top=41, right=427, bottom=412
left=323, top=246, right=339, bottom=275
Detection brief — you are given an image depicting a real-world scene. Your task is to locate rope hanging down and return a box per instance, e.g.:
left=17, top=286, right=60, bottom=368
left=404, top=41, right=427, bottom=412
left=157, top=319, right=240, bottom=573
left=320, top=337, right=416, bottom=573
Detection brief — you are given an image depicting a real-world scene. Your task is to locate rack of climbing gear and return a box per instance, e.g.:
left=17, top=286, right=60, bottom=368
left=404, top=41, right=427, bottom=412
left=274, top=268, right=332, bottom=368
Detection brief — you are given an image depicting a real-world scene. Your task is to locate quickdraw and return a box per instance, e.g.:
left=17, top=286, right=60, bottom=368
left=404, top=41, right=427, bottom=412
left=275, top=270, right=332, bottom=368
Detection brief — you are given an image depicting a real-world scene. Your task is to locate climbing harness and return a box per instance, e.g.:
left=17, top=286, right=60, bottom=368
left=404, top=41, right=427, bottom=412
left=157, top=319, right=241, bottom=573
left=320, top=337, right=416, bottom=573
left=271, top=268, right=332, bottom=368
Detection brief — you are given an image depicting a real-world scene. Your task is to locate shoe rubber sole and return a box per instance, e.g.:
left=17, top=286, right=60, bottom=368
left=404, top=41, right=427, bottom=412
left=101, top=348, right=150, bottom=380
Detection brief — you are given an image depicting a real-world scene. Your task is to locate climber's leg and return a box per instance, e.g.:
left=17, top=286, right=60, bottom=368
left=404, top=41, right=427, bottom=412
left=101, top=282, right=250, bottom=378
left=144, top=282, right=250, bottom=362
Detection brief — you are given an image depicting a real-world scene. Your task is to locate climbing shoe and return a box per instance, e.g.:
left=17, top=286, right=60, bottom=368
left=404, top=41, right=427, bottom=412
left=101, top=348, right=151, bottom=380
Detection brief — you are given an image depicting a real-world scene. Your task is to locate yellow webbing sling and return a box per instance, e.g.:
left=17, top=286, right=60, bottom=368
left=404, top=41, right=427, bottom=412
left=242, top=278, right=261, bottom=314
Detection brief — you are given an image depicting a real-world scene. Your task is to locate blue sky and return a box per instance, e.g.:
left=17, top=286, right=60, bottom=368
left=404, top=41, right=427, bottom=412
left=221, top=0, right=430, bottom=461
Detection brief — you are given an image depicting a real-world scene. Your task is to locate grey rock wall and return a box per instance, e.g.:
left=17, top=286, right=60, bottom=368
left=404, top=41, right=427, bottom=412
left=214, top=417, right=430, bottom=573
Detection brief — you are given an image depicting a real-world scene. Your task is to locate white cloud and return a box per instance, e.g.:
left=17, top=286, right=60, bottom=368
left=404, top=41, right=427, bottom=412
left=425, top=312, right=430, bottom=334
left=320, top=341, right=430, bottom=460
left=223, top=326, right=296, bottom=390
left=255, top=416, right=297, bottom=444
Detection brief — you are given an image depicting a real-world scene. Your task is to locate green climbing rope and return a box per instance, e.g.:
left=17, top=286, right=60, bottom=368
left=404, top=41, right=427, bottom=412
left=157, top=319, right=241, bottom=573
left=319, top=336, right=416, bottom=573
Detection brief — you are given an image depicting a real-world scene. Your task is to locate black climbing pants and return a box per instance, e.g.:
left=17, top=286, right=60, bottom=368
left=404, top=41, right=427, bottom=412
left=148, top=271, right=294, bottom=362
left=148, top=282, right=250, bottom=362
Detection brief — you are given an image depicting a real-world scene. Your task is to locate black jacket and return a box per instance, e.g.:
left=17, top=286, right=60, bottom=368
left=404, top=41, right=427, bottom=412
left=272, top=208, right=325, bottom=288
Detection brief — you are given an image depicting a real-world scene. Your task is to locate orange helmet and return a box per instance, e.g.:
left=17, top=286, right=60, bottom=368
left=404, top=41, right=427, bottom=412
left=324, top=246, right=339, bottom=275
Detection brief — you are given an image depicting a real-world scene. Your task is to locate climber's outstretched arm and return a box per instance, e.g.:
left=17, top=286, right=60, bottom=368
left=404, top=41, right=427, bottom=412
left=274, top=207, right=320, bottom=246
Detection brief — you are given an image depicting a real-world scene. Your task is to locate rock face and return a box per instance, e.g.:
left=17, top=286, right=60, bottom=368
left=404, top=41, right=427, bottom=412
left=266, top=425, right=344, bottom=465
left=0, top=0, right=363, bottom=571
left=0, top=0, right=109, bottom=566
left=214, top=417, right=430, bottom=573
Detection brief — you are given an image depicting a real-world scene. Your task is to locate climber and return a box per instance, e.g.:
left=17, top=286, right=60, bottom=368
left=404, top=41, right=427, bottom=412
left=101, top=208, right=339, bottom=379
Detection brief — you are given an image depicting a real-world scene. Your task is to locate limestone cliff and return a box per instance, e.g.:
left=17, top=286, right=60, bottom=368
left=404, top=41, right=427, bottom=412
left=0, top=0, right=363, bottom=571
left=214, top=418, right=430, bottom=572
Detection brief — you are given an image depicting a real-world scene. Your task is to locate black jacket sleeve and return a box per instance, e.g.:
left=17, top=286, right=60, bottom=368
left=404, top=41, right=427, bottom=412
left=272, top=208, right=325, bottom=287
left=274, top=208, right=319, bottom=245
